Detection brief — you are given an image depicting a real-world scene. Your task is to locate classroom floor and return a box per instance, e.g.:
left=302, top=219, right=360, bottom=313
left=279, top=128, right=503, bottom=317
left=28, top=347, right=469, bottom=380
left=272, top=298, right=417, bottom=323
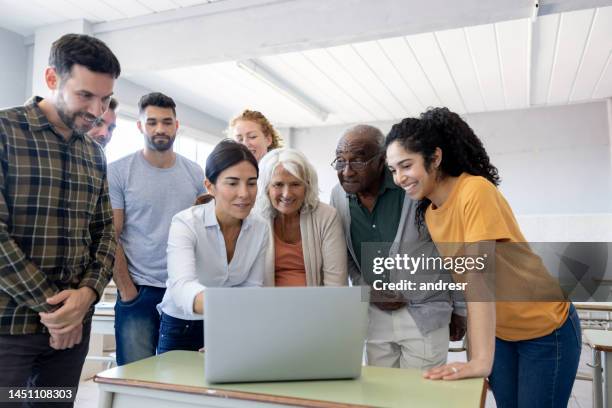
left=74, top=343, right=595, bottom=408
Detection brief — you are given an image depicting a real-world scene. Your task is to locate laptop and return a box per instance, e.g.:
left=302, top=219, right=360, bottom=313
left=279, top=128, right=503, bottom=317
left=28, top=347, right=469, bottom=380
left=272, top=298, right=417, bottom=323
left=204, top=286, right=368, bottom=384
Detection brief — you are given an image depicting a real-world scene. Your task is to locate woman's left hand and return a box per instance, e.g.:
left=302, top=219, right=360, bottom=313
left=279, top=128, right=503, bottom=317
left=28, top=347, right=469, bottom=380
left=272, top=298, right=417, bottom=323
left=423, top=359, right=491, bottom=381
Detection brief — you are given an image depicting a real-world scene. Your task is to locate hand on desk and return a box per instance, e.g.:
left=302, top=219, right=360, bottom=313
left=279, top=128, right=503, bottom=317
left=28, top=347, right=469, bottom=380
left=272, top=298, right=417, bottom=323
left=39, top=287, right=96, bottom=334
left=423, top=358, right=491, bottom=381
left=370, top=289, right=406, bottom=311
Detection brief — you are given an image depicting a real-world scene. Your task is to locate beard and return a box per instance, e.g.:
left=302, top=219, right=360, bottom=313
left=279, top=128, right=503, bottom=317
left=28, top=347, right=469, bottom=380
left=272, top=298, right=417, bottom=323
left=145, top=133, right=176, bottom=152
left=55, top=93, right=97, bottom=136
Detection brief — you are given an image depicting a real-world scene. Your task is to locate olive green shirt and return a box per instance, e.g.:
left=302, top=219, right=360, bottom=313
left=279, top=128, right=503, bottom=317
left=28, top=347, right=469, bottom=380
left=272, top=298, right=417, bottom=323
left=348, top=169, right=404, bottom=276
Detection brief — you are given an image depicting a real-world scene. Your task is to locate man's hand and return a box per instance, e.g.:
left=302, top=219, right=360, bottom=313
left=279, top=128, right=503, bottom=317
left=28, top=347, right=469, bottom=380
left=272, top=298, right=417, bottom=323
left=370, top=289, right=406, bottom=311
left=39, top=287, right=96, bottom=334
left=118, top=282, right=138, bottom=303
left=449, top=313, right=467, bottom=341
left=48, top=323, right=83, bottom=350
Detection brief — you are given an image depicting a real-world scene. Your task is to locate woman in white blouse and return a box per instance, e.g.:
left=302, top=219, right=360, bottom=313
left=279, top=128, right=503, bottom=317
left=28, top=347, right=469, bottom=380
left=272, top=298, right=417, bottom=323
left=256, top=148, right=347, bottom=287
left=157, top=139, right=269, bottom=354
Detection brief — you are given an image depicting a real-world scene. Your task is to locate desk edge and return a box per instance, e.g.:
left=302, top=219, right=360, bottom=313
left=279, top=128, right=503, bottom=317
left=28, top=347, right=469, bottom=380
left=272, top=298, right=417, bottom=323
left=93, top=376, right=372, bottom=408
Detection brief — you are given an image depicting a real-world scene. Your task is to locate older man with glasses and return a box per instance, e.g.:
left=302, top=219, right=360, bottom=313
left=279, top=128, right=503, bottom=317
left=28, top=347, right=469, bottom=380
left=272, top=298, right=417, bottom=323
left=329, top=124, right=467, bottom=371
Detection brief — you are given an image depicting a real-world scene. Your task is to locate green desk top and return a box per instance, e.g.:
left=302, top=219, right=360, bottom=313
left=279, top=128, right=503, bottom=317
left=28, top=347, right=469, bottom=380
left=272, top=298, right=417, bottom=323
left=95, top=351, right=485, bottom=408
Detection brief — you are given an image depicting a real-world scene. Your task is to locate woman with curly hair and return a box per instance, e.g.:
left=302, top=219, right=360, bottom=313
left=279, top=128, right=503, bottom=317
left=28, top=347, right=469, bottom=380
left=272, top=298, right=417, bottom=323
left=229, top=109, right=283, bottom=162
left=384, top=108, right=580, bottom=407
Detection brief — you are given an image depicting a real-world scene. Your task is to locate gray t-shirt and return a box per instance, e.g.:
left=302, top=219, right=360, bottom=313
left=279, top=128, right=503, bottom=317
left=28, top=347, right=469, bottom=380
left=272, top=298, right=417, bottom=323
left=109, top=151, right=205, bottom=287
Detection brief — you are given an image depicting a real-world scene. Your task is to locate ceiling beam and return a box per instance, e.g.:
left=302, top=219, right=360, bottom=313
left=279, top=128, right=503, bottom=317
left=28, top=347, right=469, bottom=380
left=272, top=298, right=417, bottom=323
left=539, top=0, right=612, bottom=15
left=96, top=0, right=535, bottom=75
left=237, top=59, right=330, bottom=122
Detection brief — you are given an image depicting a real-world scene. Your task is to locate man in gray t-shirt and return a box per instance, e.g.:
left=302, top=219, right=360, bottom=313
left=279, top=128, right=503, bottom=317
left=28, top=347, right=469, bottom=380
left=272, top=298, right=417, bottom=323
left=108, top=92, right=205, bottom=365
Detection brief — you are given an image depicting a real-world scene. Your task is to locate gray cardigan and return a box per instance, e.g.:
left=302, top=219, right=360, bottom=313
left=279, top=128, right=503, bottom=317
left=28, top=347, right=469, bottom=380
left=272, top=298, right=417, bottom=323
left=262, top=201, right=348, bottom=287
left=330, top=184, right=465, bottom=335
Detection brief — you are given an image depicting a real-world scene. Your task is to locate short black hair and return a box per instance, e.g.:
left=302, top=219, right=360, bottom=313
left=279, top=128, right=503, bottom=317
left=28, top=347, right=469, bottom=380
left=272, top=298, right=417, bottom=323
left=138, top=92, right=177, bottom=116
left=49, top=33, right=120, bottom=79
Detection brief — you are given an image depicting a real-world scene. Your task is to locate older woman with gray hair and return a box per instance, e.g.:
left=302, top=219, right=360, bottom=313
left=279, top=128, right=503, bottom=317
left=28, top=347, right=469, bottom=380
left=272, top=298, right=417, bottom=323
left=256, top=148, right=348, bottom=287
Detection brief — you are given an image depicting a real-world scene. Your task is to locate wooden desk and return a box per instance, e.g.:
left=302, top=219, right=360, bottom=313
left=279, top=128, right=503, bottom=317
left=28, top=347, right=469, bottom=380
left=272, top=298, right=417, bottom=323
left=575, top=303, right=612, bottom=331
left=86, top=303, right=116, bottom=372
left=94, top=351, right=485, bottom=408
left=92, top=303, right=115, bottom=336
left=575, top=303, right=612, bottom=312
left=584, top=329, right=612, bottom=408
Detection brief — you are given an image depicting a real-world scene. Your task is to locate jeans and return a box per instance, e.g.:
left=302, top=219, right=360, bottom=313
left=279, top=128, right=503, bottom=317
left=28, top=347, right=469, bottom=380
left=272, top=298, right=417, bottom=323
left=157, top=313, right=203, bottom=354
left=114, top=285, right=165, bottom=365
left=489, top=304, right=581, bottom=408
left=0, top=321, right=91, bottom=408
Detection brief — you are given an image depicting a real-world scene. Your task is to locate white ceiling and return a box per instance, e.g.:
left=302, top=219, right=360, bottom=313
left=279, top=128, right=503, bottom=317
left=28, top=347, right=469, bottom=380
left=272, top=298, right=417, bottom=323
left=125, top=6, right=612, bottom=127
left=1, top=1, right=612, bottom=129
left=0, top=0, right=221, bottom=35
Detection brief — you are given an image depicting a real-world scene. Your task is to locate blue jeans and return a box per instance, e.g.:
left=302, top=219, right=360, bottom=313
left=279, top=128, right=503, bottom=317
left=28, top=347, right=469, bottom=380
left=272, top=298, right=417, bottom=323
left=114, top=285, right=165, bottom=366
left=157, top=313, right=203, bottom=354
left=488, top=304, right=581, bottom=408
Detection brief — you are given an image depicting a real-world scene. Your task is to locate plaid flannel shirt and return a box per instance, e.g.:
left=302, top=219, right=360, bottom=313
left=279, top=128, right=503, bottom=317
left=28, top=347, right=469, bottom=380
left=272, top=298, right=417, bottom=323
left=0, top=97, right=116, bottom=335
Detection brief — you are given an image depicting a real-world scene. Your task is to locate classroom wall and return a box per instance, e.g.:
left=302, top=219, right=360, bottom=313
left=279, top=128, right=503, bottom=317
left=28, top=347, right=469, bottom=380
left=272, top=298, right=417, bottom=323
left=293, top=101, right=612, bottom=241
left=0, top=27, right=27, bottom=108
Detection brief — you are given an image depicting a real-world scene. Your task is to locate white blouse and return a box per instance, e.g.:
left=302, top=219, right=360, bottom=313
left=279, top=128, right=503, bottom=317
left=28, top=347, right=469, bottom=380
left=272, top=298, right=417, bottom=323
left=158, top=201, right=269, bottom=320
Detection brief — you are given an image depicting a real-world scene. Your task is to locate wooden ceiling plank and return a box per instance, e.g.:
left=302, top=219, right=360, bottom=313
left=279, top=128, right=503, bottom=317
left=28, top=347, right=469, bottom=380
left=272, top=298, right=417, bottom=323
left=547, top=8, right=595, bottom=104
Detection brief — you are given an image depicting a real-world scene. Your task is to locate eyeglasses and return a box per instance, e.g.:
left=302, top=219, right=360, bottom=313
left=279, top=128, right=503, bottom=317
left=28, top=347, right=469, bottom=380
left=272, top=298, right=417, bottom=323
left=331, top=151, right=383, bottom=171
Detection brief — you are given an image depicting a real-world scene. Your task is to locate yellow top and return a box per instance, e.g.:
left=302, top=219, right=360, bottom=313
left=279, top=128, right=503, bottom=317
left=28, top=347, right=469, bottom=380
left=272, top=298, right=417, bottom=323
left=425, top=173, right=569, bottom=341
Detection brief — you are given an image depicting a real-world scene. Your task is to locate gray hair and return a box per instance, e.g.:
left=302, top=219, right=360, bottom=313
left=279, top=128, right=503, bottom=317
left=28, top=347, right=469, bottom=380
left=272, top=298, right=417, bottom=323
left=255, top=148, right=320, bottom=218
left=340, top=124, right=385, bottom=150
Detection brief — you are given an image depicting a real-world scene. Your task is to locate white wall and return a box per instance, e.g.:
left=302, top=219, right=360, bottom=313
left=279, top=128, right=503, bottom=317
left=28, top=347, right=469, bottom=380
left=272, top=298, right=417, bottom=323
left=0, top=27, right=27, bottom=108
left=466, top=101, right=612, bottom=215
left=293, top=101, right=612, bottom=241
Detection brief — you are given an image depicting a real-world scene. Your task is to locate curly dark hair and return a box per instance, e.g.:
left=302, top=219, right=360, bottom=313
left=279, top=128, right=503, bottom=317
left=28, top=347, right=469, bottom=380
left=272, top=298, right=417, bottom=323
left=385, top=107, right=500, bottom=231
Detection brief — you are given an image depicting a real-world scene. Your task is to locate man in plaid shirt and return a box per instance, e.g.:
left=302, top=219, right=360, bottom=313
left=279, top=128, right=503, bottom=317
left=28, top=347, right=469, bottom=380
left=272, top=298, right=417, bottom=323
left=0, top=33, right=119, bottom=403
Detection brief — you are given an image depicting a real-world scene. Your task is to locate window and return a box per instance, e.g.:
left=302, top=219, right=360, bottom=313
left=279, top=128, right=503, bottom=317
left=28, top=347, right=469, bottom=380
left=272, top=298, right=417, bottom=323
left=174, top=132, right=215, bottom=170
left=105, top=117, right=142, bottom=164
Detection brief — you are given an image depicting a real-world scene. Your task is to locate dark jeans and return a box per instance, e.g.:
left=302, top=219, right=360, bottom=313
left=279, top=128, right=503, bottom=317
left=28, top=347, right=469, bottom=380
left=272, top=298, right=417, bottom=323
left=0, top=321, right=91, bottom=408
left=489, top=304, right=581, bottom=408
left=114, top=285, right=165, bottom=365
left=157, top=313, right=203, bottom=354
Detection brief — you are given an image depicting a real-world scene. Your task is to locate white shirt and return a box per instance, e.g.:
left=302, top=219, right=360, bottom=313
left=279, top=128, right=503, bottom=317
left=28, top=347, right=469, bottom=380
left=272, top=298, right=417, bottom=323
left=158, top=201, right=269, bottom=320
